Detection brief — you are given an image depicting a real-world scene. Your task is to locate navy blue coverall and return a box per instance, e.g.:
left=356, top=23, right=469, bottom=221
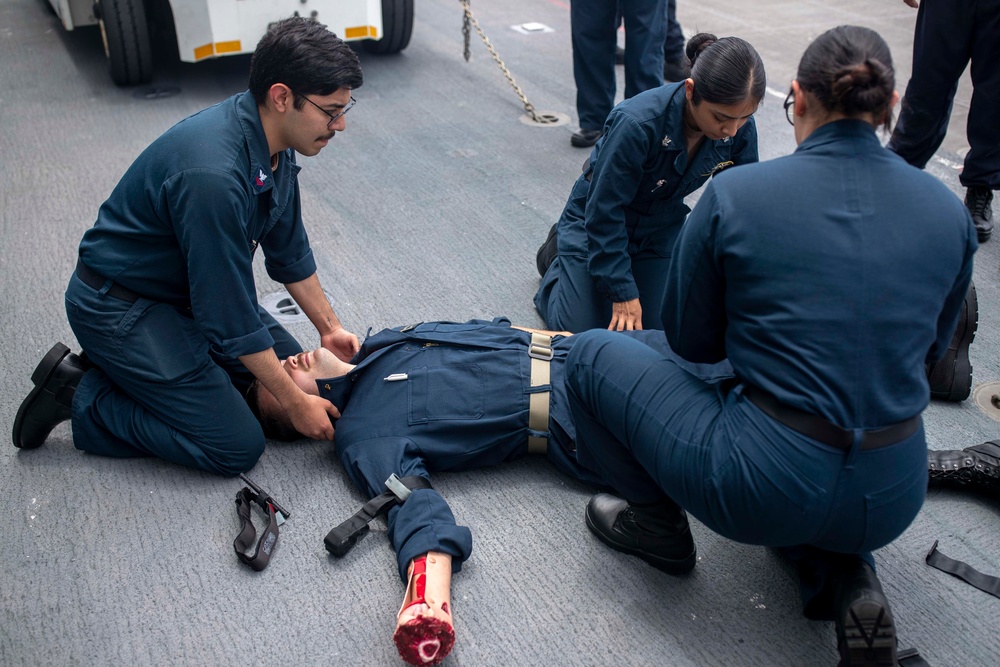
left=887, top=0, right=1000, bottom=189
left=573, top=0, right=667, bottom=132
left=535, top=82, right=758, bottom=332
left=663, top=0, right=684, bottom=68
left=65, top=91, right=311, bottom=475
left=564, top=120, right=977, bottom=616
left=320, top=319, right=729, bottom=582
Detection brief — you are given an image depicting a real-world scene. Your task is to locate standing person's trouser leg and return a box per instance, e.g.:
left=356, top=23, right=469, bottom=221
left=887, top=0, right=1000, bottom=189
left=963, top=0, right=1000, bottom=189
left=663, top=0, right=684, bottom=63
left=620, top=0, right=667, bottom=99
left=572, top=0, right=620, bottom=131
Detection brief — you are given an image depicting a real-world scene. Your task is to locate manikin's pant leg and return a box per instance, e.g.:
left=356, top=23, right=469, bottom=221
left=565, top=330, right=927, bottom=617
left=338, top=436, right=473, bottom=582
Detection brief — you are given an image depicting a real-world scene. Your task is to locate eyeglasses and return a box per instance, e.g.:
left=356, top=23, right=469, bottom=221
left=299, top=94, right=356, bottom=128
left=783, top=90, right=795, bottom=126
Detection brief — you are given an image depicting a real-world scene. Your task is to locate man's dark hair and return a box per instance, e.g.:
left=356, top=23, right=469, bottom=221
left=796, top=25, right=896, bottom=130
left=249, top=16, right=364, bottom=107
left=245, top=380, right=307, bottom=442
left=687, top=33, right=767, bottom=106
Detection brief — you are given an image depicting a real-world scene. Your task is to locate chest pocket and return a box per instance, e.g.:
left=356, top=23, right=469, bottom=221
left=632, top=147, right=684, bottom=207
left=408, top=364, right=485, bottom=424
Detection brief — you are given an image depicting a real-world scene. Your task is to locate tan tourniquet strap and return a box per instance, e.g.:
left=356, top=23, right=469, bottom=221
left=528, top=332, right=553, bottom=454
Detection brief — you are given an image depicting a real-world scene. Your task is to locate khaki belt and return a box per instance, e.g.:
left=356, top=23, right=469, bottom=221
left=527, top=332, right=553, bottom=454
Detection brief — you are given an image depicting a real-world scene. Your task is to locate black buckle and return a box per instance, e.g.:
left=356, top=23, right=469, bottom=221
left=233, top=474, right=290, bottom=571
left=324, top=475, right=432, bottom=557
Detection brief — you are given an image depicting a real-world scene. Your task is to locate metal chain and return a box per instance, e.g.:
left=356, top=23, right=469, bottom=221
left=459, top=0, right=539, bottom=121
left=462, top=3, right=471, bottom=61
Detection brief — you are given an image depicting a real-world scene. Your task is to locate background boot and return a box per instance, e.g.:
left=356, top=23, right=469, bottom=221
left=927, top=280, right=977, bottom=401
left=12, top=343, right=89, bottom=449
left=928, top=441, right=1000, bottom=498
left=585, top=493, right=696, bottom=574
left=965, top=186, right=993, bottom=242
left=663, top=56, right=690, bottom=83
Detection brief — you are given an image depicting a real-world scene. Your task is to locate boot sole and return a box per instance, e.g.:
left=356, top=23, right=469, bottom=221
left=837, top=599, right=897, bottom=667
left=585, top=507, right=696, bottom=575
left=950, top=281, right=978, bottom=401
left=12, top=343, right=71, bottom=449
left=932, top=282, right=978, bottom=402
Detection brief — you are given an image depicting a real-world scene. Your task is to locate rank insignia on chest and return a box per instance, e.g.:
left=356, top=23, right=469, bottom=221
left=702, top=160, right=735, bottom=177
left=661, top=135, right=672, bottom=148
left=254, top=168, right=268, bottom=188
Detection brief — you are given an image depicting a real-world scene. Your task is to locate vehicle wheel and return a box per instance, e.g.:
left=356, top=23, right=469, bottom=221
left=96, top=0, right=153, bottom=86
left=363, top=0, right=414, bottom=54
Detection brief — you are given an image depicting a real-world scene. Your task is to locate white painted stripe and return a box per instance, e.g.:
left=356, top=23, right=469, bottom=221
left=933, top=156, right=963, bottom=170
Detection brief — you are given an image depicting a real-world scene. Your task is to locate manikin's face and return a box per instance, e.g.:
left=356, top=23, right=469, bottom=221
left=281, top=347, right=353, bottom=394
left=286, top=87, right=353, bottom=157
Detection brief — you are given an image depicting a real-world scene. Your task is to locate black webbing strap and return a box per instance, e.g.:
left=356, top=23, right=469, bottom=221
left=325, top=475, right=432, bottom=557
left=926, top=540, right=1000, bottom=600
left=233, top=475, right=291, bottom=572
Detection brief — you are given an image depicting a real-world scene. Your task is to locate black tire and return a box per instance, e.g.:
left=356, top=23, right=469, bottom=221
left=97, top=0, right=153, bottom=86
left=363, top=0, right=414, bottom=54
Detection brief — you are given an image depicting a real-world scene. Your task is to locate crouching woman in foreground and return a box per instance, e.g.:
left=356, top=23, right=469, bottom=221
left=564, top=25, right=977, bottom=666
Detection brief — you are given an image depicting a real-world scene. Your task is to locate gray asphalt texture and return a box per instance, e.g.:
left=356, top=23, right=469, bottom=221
left=2, top=0, right=998, bottom=665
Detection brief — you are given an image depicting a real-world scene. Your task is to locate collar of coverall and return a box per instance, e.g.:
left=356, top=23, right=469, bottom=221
left=315, top=373, right=354, bottom=416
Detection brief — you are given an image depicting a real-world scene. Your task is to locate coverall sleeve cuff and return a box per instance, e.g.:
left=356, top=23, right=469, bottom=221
left=217, top=326, right=276, bottom=359
left=396, top=525, right=473, bottom=582
left=599, top=281, right=641, bottom=303
left=265, top=250, right=317, bottom=284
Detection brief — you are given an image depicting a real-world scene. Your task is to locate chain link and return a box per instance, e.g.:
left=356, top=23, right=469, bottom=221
left=462, top=3, right=471, bottom=61
left=459, top=0, right=539, bottom=121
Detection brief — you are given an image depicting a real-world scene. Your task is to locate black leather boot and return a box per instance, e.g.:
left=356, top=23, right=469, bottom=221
left=585, top=493, right=696, bottom=574
left=965, top=186, right=993, bottom=243
left=570, top=128, right=603, bottom=148
left=536, top=223, right=558, bottom=277
left=12, top=343, right=90, bottom=449
left=928, top=441, right=1000, bottom=497
left=663, top=56, right=691, bottom=83
left=927, top=279, right=977, bottom=401
left=834, top=561, right=897, bottom=667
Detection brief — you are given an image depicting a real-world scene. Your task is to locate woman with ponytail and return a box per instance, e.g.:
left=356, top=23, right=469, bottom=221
left=535, top=33, right=764, bottom=333
left=564, top=26, right=976, bottom=666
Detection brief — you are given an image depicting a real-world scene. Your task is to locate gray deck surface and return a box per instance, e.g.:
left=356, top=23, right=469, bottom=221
left=2, top=0, right=998, bottom=665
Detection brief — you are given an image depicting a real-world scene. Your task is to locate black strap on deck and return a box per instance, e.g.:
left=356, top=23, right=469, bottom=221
left=926, top=540, right=1000, bottom=600
left=325, top=474, right=432, bottom=557
left=233, top=474, right=291, bottom=572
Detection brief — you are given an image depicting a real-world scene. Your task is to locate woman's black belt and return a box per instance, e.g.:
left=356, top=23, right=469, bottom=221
left=743, top=385, right=920, bottom=451
left=75, top=259, right=142, bottom=303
